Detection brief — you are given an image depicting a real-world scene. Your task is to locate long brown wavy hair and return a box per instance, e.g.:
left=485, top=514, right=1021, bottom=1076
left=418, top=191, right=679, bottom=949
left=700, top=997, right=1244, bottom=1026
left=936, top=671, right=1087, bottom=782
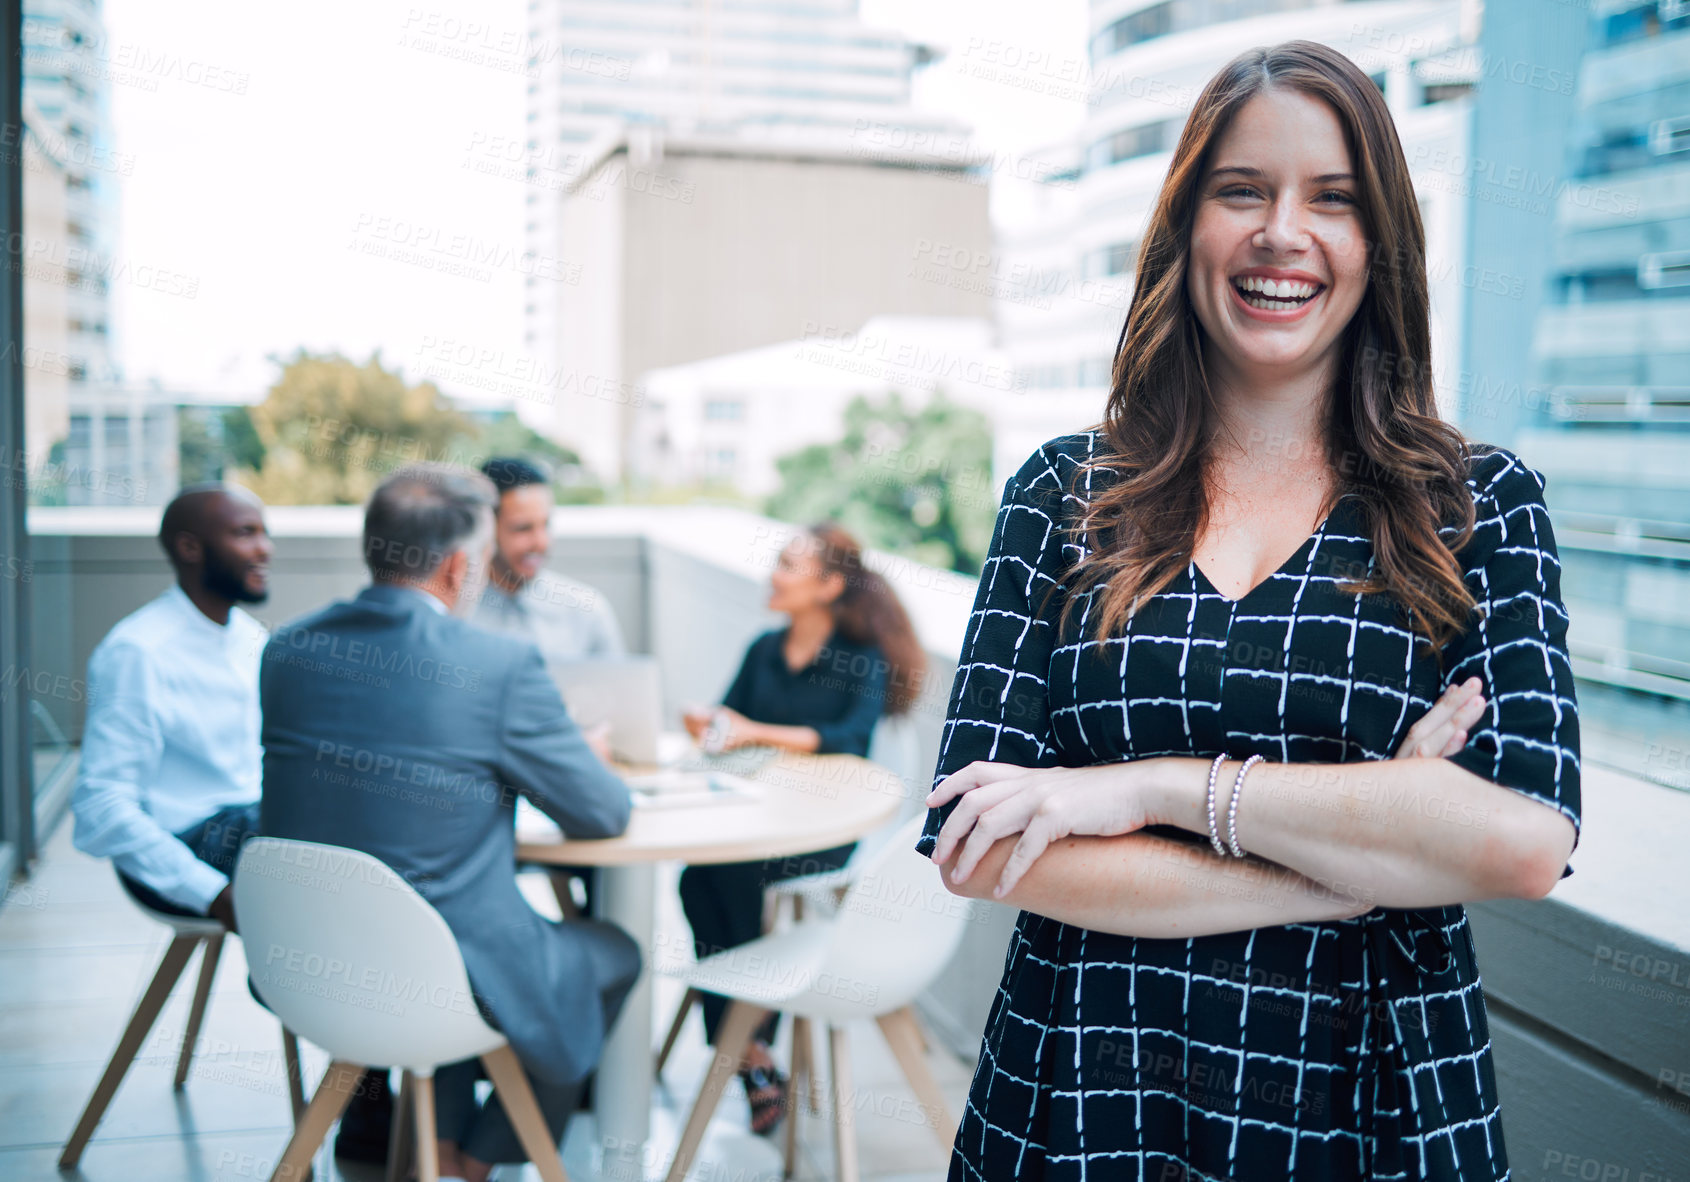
left=1064, top=40, right=1476, bottom=657
left=807, top=522, right=927, bottom=715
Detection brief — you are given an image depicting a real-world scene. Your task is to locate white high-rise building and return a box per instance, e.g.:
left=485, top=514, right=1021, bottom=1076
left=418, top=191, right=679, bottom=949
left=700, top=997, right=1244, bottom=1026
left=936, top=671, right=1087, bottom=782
left=21, top=0, right=162, bottom=505
left=522, top=0, right=987, bottom=485
left=991, top=0, right=1482, bottom=480
left=524, top=0, right=952, bottom=151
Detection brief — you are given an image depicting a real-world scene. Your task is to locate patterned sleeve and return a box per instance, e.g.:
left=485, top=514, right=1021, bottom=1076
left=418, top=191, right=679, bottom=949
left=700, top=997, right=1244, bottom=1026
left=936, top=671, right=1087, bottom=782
left=1442, top=449, right=1582, bottom=860
left=916, top=443, right=1072, bottom=857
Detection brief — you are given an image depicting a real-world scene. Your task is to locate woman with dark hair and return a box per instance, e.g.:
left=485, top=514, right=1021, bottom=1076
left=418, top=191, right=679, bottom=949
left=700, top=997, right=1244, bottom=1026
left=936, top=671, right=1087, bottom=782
left=922, top=41, right=1579, bottom=1181
left=679, top=521, right=926, bottom=1132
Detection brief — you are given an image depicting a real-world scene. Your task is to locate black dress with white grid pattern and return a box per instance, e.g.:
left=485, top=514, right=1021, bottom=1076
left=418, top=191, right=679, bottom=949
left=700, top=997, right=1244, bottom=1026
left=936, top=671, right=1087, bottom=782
left=917, top=431, right=1581, bottom=1181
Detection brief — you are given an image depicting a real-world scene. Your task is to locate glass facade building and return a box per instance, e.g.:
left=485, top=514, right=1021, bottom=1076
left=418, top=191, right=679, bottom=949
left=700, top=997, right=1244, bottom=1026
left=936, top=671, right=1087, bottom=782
left=1504, top=1, right=1690, bottom=789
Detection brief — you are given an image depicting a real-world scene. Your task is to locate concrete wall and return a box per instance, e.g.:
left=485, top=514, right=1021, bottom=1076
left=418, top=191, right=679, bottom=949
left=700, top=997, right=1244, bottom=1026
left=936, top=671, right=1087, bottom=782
left=621, top=151, right=994, bottom=375
left=549, top=145, right=995, bottom=480
left=25, top=522, right=648, bottom=743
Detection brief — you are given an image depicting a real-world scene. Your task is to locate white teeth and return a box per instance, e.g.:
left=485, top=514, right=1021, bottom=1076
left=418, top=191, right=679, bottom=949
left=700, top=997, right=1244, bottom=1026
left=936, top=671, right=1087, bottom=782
left=1234, top=275, right=1319, bottom=298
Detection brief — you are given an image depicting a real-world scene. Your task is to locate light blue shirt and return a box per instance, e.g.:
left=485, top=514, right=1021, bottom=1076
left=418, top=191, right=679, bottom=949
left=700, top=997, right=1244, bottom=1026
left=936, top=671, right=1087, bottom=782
left=470, top=570, right=624, bottom=664
left=70, top=585, right=268, bottom=912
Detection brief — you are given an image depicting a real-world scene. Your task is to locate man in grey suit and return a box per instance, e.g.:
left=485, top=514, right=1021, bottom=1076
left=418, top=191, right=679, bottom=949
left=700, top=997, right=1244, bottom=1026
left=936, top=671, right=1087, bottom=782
left=258, top=463, right=638, bottom=1182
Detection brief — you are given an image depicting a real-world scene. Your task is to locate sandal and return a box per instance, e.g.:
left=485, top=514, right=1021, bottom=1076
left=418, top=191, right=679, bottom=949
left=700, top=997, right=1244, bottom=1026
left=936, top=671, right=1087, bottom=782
left=739, top=1061, right=789, bottom=1136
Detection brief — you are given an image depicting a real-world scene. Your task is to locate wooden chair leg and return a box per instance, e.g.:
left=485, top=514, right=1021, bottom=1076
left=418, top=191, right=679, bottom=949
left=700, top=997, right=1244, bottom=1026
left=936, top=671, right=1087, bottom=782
left=548, top=869, right=583, bottom=921
left=281, top=1027, right=307, bottom=1122
left=655, top=987, right=700, bottom=1076
left=782, top=1017, right=808, bottom=1179
left=482, top=1044, right=570, bottom=1182
left=174, top=932, right=225, bottom=1088
left=412, top=1071, right=439, bottom=1182
left=385, top=1070, right=416, bottom=1182
left=876, top=1006, right=958, bottom=1147
left=269, top=1059, right=365, bottom=1182
left=828, top=1025, right=860, bottom=1182
left=58, top=933, right=200, bottom=1169
left=792, top=1015, right=820, bottom=1114
left=664, top=1000, right=769, bottom=1182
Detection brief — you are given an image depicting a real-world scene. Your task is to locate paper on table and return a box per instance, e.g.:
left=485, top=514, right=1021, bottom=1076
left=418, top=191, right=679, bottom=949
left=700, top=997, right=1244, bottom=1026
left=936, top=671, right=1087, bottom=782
left=625, top=770, right=761, bottom=809
left=514, top=775, right=761, bottom=839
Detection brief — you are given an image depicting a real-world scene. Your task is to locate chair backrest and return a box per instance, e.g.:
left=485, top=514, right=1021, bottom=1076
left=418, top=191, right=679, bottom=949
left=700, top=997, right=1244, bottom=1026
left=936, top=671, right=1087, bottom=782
left=811, top=815, right=974, bottom=1014
left=853, top=713, right=935, bottom=869
left=234, top=838, right=506, bottom=1072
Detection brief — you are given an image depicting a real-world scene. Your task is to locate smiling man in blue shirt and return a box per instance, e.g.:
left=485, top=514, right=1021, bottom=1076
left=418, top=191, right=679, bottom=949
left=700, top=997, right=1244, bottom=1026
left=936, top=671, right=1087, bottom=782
left=70, top=484, right=273, bottom=930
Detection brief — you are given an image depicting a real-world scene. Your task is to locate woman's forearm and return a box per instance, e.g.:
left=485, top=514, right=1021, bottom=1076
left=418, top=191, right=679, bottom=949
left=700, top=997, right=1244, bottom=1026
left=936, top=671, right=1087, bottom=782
left=1145, top=755, right=1576, bottom=907
left=938, top=830, right=1372, bottom=939
left=739, top=721, right=822, bottom=754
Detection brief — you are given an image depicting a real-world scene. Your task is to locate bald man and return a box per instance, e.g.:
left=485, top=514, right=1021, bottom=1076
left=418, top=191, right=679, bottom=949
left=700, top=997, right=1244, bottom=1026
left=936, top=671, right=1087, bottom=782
left=70, top=484, right=273, bottom=929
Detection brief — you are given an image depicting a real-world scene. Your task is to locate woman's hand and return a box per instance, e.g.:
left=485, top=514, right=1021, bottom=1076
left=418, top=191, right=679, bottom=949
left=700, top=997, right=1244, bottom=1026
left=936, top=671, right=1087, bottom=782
left=708, top=706, right=756, bottom=751
left=583, top=721, right=614, bottom=765
left=926, top=761, right=1152, bottom=899
left=682, top=705, right=757, bottom=751
left=1394, top=677, right=1487, bottom=760
left=682, top=706, right=714, bottom=741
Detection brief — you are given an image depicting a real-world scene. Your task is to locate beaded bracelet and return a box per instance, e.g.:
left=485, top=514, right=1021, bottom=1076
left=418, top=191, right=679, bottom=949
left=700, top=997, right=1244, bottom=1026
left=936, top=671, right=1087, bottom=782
left=1226, top=754, right=1264, bottom=859
left=1204, top=753, right=1229, bottom=858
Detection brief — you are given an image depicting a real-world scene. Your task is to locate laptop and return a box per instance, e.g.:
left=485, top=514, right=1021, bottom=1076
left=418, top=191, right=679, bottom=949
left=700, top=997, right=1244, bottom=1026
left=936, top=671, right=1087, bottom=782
left=546, top=656, right=664, bottom=765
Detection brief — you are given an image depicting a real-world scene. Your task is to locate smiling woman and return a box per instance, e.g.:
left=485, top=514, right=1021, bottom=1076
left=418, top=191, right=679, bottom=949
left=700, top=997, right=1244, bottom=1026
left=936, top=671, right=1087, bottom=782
left=919, top=40, right=1580, bottom=1182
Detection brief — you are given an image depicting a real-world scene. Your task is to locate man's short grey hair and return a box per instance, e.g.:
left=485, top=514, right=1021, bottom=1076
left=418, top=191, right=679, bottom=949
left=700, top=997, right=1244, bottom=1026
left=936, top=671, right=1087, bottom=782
left=363, top=464, right=497, bottom=582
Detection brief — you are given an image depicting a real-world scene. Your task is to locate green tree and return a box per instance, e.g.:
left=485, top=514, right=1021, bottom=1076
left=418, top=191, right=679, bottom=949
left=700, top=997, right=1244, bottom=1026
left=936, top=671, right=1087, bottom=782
left=178, top=406, right=266, bottom=485
left=234, top=351, right=473, bottom=505
left=766, top=393, right=998, bottom=575
left=468, top=410, right=604, bottom=504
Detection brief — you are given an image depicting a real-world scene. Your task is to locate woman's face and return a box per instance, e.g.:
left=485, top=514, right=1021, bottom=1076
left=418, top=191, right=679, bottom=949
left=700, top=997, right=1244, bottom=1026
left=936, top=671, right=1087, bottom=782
left=767, top=538, right=843, bottom=615
left=1185, top=86, right=1370, bottom=394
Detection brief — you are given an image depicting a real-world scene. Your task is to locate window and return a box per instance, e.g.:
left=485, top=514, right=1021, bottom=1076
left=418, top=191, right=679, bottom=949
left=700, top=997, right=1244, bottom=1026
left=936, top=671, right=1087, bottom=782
left=706, top=446, right=738, bottom=477
left=1087, top=120, right=1176, bottom=171
left=1422, top=82, right=1472, bottom=105
left=703, top=397, right=744, bottom=421
left=1639, top=250, right=1690, bottom=290
left=1651, top=115, right=1690, bottom=156
left=1090, top=3, right=1173, bottom=61
left=1082, top=241, right=1138, bottom=279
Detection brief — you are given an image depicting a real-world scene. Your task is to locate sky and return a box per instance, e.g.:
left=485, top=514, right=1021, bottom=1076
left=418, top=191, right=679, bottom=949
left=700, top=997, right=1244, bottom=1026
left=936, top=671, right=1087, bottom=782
left=102, top=0, right=1089, bottom=404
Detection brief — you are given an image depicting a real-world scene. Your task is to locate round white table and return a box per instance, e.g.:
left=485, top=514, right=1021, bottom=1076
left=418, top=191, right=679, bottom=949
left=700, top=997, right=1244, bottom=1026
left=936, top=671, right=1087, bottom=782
left=515, top=750, right=905, bottom=1177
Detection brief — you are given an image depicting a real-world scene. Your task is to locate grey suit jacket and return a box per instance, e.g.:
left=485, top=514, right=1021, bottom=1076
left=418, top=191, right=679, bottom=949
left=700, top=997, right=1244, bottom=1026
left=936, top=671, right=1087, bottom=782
left=258, top=583, right=633, bottom=1086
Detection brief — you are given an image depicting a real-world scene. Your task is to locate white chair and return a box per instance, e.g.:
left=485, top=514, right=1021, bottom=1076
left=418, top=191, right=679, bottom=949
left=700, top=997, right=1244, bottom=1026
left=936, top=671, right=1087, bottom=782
left=59, top=877, right=308, bottom=1170
left=654, top=717, right=934, bottom=1080
left=660, top=816, right=969, bottom=1182
left=233, top=838, right=571, bottom=1182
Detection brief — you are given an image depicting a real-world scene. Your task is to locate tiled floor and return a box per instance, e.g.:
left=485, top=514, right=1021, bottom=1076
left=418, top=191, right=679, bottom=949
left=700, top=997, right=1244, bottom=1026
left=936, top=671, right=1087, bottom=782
left=1, top=823, right=973, bottom=1181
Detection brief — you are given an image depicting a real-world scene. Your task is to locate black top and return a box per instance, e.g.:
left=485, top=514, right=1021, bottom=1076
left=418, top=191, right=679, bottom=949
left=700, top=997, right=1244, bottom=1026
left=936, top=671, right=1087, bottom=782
left=722, top=627, right=888, bottom=758
left=918, top=432, right=1581, bottom=1182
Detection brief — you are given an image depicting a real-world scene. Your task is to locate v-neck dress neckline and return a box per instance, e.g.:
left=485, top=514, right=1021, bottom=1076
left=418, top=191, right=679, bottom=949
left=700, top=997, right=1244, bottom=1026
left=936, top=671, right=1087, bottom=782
left=1190, top=496, right=1346, bottom=605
